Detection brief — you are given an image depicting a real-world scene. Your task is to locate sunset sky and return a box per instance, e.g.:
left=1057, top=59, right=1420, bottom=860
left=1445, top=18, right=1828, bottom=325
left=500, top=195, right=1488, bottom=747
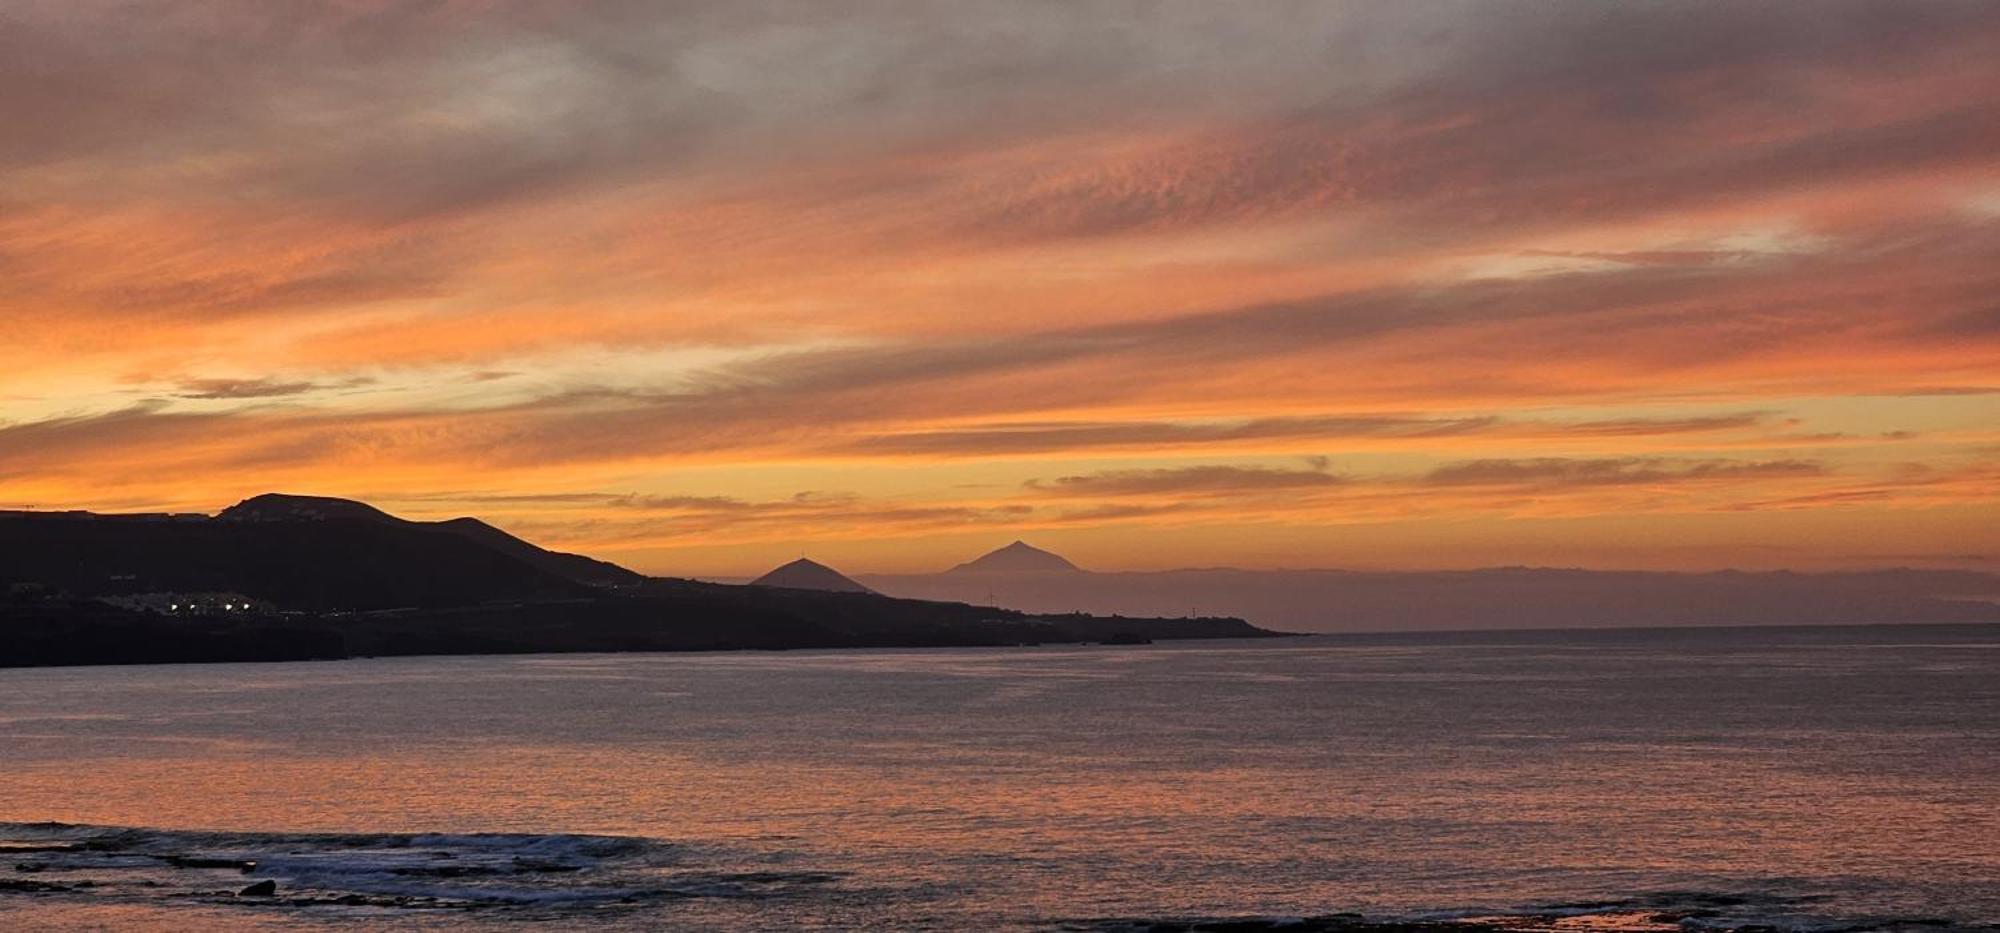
left=3, top=1, right=1997, bottom=575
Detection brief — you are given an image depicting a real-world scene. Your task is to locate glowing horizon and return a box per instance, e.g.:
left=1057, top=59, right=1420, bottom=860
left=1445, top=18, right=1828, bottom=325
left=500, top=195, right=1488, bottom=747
left=3, top=2, right=1997, bottom=577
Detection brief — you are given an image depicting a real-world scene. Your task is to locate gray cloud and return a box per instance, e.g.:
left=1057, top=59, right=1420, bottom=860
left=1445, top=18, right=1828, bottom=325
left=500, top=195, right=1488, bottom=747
left=1424, top=458, right=1824, bottom=488
left=1555, top=415, right=1768, bottom=437
left=501, top=492, right=1036, bottom=544
left=841, top=414, right=1498, bottom=457
left=1922, top=305, right=2000, bottom=339
left=174, top=376, right=374, bottom=400
left=175, top=378, right=324, bottom=400
left=1027, top=464, right=1343, bottom=498
left=838, top=412, right=1769, bottom=458
left=8, top=2, right=1994, bottom=223
left=0, top=402, right=224, bottom=478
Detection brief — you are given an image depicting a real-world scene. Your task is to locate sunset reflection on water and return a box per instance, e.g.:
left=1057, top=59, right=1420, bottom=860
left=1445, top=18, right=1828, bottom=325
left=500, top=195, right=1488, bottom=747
left=3, top=629, right=1997, bottom=929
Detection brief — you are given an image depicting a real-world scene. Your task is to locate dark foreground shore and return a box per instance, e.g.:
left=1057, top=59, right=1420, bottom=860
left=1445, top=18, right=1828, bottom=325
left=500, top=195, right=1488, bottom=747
left=8, top=822, right=1984, bottom=932
left=1073, top=910, right=1986, bottom=932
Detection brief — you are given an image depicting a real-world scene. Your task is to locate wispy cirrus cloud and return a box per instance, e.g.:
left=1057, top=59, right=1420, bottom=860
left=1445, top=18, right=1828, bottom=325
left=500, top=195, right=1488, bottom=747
left=1423, top=458, right=1825, bottom=488
left=174, top=376, right=375, bottom=400
left=1026, top=464, right=1343, bottom=498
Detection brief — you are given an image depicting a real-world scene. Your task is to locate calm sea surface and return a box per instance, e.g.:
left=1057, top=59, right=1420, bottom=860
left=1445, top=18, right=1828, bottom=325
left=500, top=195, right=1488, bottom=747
left=2, top=624, right=1997, bottom=930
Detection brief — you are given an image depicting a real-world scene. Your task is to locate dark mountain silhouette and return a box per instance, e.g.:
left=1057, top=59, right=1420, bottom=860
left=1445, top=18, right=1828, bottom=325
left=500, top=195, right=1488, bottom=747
left=752, top=558, right=875, bottom=594
left=219, top=493, right=398, bottom=523
left=428, top=517, right=638, bottom=586
left=949, top=540, right=1082, bottom=574
left=222, top=493, right=641, bottom=587
left=0, top=495, right=1277, bottom=668
left=1, top=499, right=591, bottom=610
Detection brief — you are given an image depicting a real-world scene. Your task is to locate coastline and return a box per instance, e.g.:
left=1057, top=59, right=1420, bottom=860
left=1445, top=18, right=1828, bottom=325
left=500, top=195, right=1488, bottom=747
left=0, top=591, right=1279, bottom=670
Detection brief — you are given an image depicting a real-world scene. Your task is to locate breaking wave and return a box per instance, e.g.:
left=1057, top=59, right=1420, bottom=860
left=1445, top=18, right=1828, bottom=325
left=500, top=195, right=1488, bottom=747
left=1067, top=891, right=1993, bottom=933
left=4, top=822, right=1993, bottom=930
left=0, top=821, right=838, bottom=914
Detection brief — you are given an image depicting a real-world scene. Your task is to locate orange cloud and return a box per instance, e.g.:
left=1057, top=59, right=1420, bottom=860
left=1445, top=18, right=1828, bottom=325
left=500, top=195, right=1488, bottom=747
left=3, top=2, right=1998, bottom=573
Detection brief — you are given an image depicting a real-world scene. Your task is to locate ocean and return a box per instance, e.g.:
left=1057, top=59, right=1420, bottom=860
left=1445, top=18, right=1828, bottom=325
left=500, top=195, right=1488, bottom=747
left=3, top=624, right=1996, bottom=930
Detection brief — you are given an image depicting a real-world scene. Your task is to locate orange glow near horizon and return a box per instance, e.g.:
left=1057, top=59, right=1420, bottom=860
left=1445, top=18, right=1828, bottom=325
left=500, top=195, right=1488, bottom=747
left=2, top=3, right=1997, bottom=576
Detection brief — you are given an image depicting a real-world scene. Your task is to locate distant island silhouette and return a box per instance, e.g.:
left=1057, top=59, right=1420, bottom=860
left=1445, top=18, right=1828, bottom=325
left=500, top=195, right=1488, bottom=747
left=0, top=494, right=1273, bottom=669
left=707, top=541, right=1999, bottom=633
left=859, top=562, right=2000, bottom=632
left=948, top=540, right=1082, bottom=574
left=752, top=558, right=875, bottom=594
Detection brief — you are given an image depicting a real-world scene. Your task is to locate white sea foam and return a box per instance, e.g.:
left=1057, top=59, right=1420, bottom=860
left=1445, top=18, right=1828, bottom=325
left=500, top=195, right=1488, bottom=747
left=0, top=821, right=840, bottom=912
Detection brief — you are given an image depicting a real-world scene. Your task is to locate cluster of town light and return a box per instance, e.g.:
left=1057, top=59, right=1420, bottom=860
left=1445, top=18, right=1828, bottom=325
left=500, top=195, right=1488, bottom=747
left=168, top=603, right=246, bottom=611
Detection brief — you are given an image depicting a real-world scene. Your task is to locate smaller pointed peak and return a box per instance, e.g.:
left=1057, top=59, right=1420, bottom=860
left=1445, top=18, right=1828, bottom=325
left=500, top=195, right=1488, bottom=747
left=948, top=539, right=1082, bottom=574
left=752, top=556, right=874, bottom=594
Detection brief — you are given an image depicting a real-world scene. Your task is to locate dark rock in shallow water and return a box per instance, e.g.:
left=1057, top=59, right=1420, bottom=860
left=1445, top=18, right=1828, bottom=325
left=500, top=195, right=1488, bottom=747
left=165, top=854, right=258, bottom=871
left=389, top=864, right=506, bottom=878
left=238, top=879, right=277, bottom=897
left=0, top=878, right=73, bottom=893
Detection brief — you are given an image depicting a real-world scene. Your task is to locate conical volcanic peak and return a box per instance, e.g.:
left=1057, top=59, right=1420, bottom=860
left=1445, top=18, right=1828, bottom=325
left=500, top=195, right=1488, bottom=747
left=947, top=540, right=1082, bottom=574
left=752, top=557, right=875, bottom=594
